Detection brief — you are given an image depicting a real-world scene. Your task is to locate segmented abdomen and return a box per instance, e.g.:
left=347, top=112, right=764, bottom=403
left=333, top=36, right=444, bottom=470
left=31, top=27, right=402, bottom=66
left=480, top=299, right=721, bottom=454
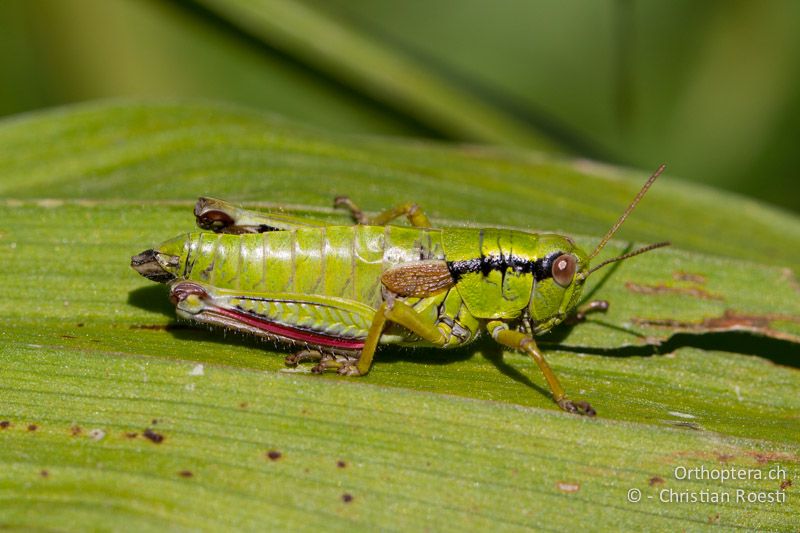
left=180, top=225, right=446, bottom=308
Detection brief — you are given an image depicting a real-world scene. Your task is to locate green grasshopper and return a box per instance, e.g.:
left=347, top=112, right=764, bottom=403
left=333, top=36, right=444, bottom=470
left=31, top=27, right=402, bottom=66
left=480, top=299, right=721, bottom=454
left=131, top=166, right=668, bottom=416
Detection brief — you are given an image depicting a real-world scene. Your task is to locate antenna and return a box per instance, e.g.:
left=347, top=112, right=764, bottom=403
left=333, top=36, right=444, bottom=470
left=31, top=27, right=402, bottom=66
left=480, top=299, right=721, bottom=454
left=587, top=164, right=666, bottom=260
left=582, top=241, right=670, bottom=279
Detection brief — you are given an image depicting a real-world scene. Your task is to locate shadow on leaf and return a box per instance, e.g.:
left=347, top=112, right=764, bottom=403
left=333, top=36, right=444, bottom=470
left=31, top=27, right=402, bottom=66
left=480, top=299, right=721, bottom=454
left=127, top=284, right=174, bottom=317
left=550, top=331, right=799, bottom=368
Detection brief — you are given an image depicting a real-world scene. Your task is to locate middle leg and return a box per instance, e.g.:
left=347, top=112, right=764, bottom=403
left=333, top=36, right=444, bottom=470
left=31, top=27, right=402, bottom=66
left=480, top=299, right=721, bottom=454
left=335, top=299, right=474, bottom=376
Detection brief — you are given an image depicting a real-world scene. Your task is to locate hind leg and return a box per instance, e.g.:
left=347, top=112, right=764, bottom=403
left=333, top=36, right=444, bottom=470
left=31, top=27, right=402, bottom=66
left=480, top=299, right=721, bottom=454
left=284, top=349, right=323, bottom=367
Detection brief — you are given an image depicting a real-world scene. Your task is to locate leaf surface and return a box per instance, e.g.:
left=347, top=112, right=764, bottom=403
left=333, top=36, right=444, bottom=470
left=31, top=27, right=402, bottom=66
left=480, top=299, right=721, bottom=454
left=1, top=102, right=798, bottom=530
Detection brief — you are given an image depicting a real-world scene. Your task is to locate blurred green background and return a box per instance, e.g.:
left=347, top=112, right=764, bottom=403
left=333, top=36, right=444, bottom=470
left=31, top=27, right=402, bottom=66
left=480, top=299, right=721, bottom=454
left=1, top=0, right=798, bottom=213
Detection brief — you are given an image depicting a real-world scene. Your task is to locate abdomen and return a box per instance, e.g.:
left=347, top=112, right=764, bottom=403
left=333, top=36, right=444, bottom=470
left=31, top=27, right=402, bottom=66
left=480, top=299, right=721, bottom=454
left=180, top=225, right=445, bottom=309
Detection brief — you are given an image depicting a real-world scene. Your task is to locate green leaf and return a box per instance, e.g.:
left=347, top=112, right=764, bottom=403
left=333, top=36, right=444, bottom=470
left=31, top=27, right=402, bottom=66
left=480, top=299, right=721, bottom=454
left=1, top=101, right=798, bottom=530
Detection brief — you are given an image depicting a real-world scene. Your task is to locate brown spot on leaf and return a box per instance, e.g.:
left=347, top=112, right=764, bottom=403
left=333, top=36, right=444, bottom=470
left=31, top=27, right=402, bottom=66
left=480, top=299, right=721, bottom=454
left=151, top=419, right=158, bottom=425
left=27, top=424, right=38, bottom=432
left=76, top=323, right=84, bottom=327
left=673, top=271, right=707, bottom=284
left=781, top=268, right=800, bottom=294
left=707, top=513, right=720, bottom=524
left=0, top=421, right=10, bottom=429
left=239, top=402, right=248, bottom=409
left=125, top=432, right=138, bottom=439
left=648, top=476, right=665, bottom=486
left=625, top=281, right=723, bottom=301
left=337, top=460, right=347, bottom=468
left=178, top=470, right=193, bottom=478
left=70, top=426, right=82, bottom=436
left=751, top=453, right=771, bottom=464
left=780, top=479, right=792, bottom=490
left=633, top=310, right=800, bottom=343
left=143, top=428, right=164, bottom=444
left=744, top=450, right=799, bottom=464
left=266, top=450, right=282, bottom=461
left=40, top=470, right=49, bottom=478
left=705, top=311, right=800, bottom=330
left=717, top=453, right=734, bottom=463
left=671, top=449, right=800, bottom=466
left=341, top=493, right=354, bottom=503
left=556, top=481, right=580, bottom=493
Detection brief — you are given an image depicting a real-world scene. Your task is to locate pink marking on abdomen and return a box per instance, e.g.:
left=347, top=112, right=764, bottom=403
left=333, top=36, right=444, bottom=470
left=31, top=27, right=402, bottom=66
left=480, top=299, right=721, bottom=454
left=212, top=306, right=366, bottom=350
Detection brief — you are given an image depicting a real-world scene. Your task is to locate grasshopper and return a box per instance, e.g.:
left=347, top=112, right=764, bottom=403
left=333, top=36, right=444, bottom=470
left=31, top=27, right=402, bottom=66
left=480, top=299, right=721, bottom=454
left=131, top=166, right=668, bottom=416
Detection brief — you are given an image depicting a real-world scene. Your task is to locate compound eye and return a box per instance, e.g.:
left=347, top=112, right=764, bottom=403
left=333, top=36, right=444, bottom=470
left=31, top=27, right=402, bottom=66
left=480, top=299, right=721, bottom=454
left=552, top=254, right=576, bottom=287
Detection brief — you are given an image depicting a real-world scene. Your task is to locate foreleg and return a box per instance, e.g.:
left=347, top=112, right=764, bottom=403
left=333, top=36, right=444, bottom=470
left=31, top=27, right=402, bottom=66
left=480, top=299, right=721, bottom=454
left=487, top=321, right=595, bottom=416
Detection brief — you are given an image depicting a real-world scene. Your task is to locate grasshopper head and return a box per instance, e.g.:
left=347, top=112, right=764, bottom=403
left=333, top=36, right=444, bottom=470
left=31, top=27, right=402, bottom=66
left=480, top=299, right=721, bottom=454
left=130, top=235, right=186, bottom=283
left=527, top=235, right=590, bottom=333
left=528, top=165, right=671, bottom=333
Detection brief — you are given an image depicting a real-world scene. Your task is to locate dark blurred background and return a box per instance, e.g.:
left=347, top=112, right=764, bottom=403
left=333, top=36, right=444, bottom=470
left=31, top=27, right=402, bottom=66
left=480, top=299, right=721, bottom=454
left=1, top=0, right=798, bottom=213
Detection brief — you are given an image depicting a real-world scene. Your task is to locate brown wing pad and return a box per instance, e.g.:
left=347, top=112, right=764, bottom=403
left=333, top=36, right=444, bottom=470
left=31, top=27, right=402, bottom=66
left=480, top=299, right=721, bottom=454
left=381, top=260, right=455, bottom=297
